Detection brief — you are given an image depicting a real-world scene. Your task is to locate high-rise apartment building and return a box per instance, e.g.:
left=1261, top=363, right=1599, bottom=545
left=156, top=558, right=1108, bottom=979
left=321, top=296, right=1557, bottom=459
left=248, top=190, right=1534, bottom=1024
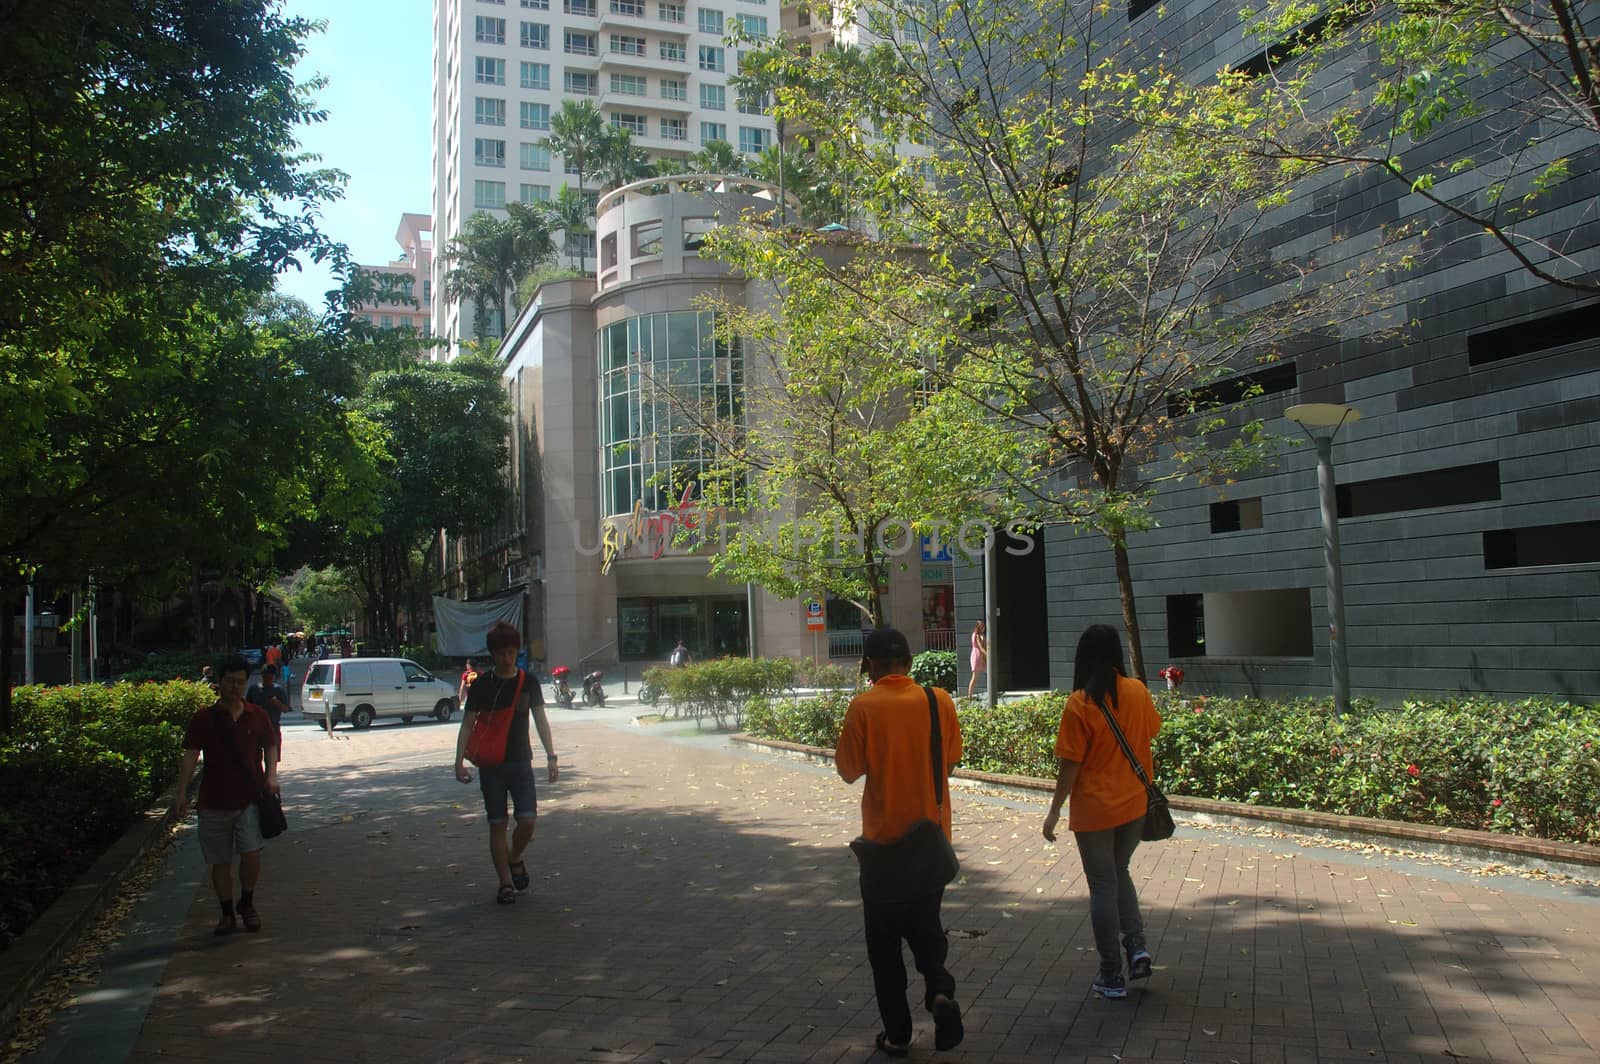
left=353, top=213, right=434, bottom=334
left=431, top=0, right=779, bottom=356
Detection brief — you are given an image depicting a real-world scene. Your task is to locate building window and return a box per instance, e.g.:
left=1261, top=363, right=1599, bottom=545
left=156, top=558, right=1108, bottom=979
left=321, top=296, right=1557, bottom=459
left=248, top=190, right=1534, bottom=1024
left=520, top=21, right=550, bottom=48
left=521, top=142, right=553, bottom=170
left=474, top=180, right=507, bottom=208
left=683, top=216, right=716, bottom=251
left=1166, top=595, right=1205, bottom=657
left=564, top=0, right=597, bottom=13
left=697, top=6, right=723, bottom=33
left=381, top=315, right=393, bottom=328
left=697, top=45, right=724, bottom=70
left=520, top=61, right=551, bottom=89
left=1169, top=589, right=1312, bottom=658
left=610, top=73, right=647, bottom=95
left=474, top=97, right=507, bottom=126
left=632, top=220, right=664, bottom=256
left=521, top=0, right=549, bottom=8
left=474, top=16, right=506, bottom=43
left=659, top=1, right=685, bottom=22
left=611, top=0, right=645, bottom=14
left=1167, top=362, right=1297, bottom=417
left=475, top=56, right=506, bottom=84
left=737, top=125, right=768, bottom=153
left=700, top=121, right=726, bottom=144
left=1468, top=304, right=1600, bottom=367
left=423, top=279, right=432, bottom=303
left=699, top=82, right=725, bottom=110
left=660, top=40, right=686, bottom=62
left=611, top=111, right=647, bottom=135
left=520, top=101, right=551, bottom=129
left=520, top=182, right=552, bottom=203
left=661, top=77, right=687, bottom=101
left=564, top=29, right=598, bottom=54
left=610, top=33, right=646, bottom=56
left=1209, top=497, right=1263, bottom=534
left=1484, top=520, right=1600, bottom=570
left=736, top=13, right=766, bottom=36
left=601, top=231, right=619, bottom=270
left=1338, top=462, right=1501, bottom=519
left=474, top=137, right=507, bottom=167
left=736, top=87, right=767, bottom=114
left=660, top=116, right=687, bottom=140
left=564, top=69, right=599, bottom=94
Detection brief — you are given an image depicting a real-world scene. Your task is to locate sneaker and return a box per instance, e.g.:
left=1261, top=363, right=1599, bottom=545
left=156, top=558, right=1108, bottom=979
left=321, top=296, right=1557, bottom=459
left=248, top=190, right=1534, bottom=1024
left=1127, top=949, right=1153, bottom=980
left=1092, top=973, right=1128, bottom=999
left=239, top=906, right=262, bottom=933
left=213, top=914, right=237, bottom=936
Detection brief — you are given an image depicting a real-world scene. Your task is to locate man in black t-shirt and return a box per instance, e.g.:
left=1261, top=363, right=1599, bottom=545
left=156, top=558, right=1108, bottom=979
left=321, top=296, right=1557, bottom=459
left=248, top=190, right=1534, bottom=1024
left=453, top=622, right=559, bottom=905
left=246, top=670, right=290, bottom=753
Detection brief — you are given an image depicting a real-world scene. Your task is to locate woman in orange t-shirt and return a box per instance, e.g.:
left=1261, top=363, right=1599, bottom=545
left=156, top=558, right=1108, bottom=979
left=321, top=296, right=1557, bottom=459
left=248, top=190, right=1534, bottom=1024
left=1042, top=624, right=1162, bottom=1000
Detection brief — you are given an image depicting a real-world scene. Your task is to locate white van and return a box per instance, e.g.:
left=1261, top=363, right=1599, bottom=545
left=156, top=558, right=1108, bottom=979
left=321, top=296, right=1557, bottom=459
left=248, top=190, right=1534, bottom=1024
left=300, top=658, right=458, bottom=729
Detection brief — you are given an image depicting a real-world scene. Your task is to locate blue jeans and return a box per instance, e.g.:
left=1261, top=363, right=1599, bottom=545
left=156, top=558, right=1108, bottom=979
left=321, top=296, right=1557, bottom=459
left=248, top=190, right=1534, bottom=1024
left=1073, top=816, right=1146, bottom=976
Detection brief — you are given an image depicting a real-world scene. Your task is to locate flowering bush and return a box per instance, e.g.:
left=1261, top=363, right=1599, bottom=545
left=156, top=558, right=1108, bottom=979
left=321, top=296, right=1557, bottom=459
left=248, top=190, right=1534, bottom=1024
left=744, top=689, right=1600, bottom=846
left=1, top=680, right=212, bottom=949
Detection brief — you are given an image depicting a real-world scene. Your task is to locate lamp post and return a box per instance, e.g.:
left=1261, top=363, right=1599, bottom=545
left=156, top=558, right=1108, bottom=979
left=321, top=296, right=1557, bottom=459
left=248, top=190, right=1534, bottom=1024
left=1284, top=403, right=1360, bottom=718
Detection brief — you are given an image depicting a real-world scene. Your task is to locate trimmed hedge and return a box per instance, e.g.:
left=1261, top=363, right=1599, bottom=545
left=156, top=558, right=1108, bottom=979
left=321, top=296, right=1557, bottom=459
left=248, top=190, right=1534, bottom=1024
left=743, top=690, right=1600, bottom=846
left=644, top=657, right=799, bottom=728
left=910, top=651, right=957, bottom=692
left=1, top=681, right=212, bottom=949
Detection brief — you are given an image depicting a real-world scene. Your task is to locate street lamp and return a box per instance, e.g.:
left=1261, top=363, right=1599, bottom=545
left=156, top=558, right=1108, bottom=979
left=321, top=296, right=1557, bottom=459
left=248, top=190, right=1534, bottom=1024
left=1284, top=402, right=1361, bottom=719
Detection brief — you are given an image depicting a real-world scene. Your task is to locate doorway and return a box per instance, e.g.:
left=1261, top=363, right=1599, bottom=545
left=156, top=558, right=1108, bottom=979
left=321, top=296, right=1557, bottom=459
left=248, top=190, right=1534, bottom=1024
left=995, top=535, right=1050, bottom=690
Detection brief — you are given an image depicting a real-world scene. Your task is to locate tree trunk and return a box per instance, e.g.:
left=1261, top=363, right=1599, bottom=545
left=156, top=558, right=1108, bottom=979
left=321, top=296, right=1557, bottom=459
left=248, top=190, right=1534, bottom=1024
left=1111, top=538, right=1146, bottom=682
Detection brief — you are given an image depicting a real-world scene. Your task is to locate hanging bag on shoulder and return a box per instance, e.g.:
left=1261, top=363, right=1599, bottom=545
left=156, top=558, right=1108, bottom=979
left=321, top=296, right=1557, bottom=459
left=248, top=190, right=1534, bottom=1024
left=216, top=710, right=288, bottom=840
left=1091, top=691, right=1175, bottom=841
left=464, top=669, right=526, bottom=768
left=848, top=686, right=961, bottom=902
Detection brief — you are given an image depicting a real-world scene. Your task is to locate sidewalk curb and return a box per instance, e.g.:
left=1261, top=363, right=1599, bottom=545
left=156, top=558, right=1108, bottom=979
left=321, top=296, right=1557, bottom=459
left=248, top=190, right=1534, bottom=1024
left=729, top=733, right=1600, bottom=876
left=0, top=775, right=194, bottom=1045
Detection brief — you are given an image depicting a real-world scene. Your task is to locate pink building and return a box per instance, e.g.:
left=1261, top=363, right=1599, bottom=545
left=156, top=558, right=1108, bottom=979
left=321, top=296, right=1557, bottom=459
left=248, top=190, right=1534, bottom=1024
left=354, top=213, right=433, bottom=334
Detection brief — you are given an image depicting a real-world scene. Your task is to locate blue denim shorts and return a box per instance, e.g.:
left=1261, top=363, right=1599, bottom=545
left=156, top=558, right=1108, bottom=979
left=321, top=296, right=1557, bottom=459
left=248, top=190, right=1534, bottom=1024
left=478, top=759, right=537, bottom=823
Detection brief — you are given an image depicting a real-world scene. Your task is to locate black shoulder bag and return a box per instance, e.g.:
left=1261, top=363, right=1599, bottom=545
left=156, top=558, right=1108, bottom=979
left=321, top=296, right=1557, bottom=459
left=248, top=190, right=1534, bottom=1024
left=848, top=686, right=961, bottom=902
left=1091, top=694, right=1174, bottom=841
left=216, top=710, right=288, bottom=840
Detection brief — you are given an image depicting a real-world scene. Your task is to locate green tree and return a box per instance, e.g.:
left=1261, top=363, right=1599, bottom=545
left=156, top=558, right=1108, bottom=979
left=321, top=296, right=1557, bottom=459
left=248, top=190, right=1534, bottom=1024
left=285, top=566, right=361, bottom=633
left=542, top=184, right=594, bottom=271
left=688, top=139, right=745, bottom=175
left=679, top=228, right=1027, bottom=628
left=0, top=1, right=346, bottom=727
left=1248, top=0, right=1599, bottom=295
left=336, top=356, right=512, bottom=646
left=594, top=125, right=652, bottom=193
left=738, top=1, right=1403, bottom=679
left=438, top=204, right=558, bottom=341
left=541, top=100, right=608, bottom=198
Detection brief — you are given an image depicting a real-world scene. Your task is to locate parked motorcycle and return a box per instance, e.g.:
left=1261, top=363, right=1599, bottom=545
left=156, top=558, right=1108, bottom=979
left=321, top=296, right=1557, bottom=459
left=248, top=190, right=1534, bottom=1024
left=551, top=665, right=574, bottom=708
left=581, top=668, right=607, bottom=707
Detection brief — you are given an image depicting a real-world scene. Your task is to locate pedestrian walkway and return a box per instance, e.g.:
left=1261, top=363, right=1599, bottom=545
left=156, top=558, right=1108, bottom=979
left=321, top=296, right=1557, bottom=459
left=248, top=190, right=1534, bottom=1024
left=28, top=719, right=1600, bottom=1063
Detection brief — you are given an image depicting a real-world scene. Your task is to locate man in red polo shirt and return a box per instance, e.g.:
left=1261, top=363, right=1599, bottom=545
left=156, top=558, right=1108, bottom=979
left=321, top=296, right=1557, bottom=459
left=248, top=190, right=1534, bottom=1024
left=174, top=656, right=280, bottom=935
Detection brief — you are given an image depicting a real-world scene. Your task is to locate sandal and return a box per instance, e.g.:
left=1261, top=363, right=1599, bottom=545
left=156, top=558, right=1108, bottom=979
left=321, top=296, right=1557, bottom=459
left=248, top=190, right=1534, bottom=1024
left=496, top=884, right=517, bottom=905
left=510, top=860, right=530, bottom=891
left=874, top=1032, right=909, bottom=1058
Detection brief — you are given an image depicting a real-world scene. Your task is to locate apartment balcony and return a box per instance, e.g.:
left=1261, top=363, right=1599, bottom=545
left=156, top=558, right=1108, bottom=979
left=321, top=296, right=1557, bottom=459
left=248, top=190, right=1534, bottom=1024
left=597, top=47, right=667, bottom=74
left=599, top=7, right=690, bottom=37
left=599, top=90, right=695, bottom=115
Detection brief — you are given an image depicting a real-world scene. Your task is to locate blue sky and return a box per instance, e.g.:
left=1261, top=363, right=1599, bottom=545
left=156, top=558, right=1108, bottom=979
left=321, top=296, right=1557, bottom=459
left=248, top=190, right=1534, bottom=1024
left=274, top=0, right=434, bottom=311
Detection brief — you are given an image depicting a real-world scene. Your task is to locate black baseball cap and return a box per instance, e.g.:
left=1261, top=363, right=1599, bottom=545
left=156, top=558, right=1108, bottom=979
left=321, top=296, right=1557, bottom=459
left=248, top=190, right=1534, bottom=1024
left=861, top=626, right=912, bottom=668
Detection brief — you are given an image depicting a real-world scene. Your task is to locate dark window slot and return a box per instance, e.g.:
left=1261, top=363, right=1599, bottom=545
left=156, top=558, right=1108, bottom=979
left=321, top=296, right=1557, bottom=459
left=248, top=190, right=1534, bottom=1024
left=1467, top=302, right=1600, bottom=366
left=1336, top=461, right=1500, bottom=519
left=1166, top=594, right=1205, bottom=657
left=1168, top=362, right=1297, bottom=418
left=1129, top=0, right=1159, bottom=22
left=1230, top=14, right=1331, bottom=80
left=1484, top=520, right=1600, bottom=569
left=1210, top=497, right=1263, bottom=534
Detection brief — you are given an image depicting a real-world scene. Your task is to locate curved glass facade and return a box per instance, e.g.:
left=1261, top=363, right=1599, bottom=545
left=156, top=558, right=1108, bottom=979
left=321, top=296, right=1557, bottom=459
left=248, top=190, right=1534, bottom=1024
left=598, top=310, right=743, bottom=518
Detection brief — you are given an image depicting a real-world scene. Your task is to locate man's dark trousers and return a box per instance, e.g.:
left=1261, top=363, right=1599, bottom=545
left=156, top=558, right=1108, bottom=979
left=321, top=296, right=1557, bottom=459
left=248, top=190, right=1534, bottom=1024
left=862, top=887, right=955, bottom=1044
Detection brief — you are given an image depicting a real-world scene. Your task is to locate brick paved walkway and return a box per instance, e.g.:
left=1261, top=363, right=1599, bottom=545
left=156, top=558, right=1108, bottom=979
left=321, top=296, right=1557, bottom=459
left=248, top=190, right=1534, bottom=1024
left=54, top=717, right=1600, bottom=1062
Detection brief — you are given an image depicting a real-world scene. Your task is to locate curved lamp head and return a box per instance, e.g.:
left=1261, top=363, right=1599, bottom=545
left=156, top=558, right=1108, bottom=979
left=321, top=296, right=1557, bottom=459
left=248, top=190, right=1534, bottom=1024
left=1285, top=402, right=1360, bottom=438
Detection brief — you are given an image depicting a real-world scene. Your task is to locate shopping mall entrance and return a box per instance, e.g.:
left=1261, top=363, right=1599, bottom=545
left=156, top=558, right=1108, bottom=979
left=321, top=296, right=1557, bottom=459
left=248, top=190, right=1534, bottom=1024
left=617, top=595, right=749, bottom=662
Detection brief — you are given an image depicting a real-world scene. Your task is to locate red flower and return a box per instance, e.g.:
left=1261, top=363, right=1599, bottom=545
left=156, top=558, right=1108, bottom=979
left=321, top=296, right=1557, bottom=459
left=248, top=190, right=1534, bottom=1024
left=1406, top=763, right=1421, bottom=777
left=1491, top=799, right=1503, bottom=807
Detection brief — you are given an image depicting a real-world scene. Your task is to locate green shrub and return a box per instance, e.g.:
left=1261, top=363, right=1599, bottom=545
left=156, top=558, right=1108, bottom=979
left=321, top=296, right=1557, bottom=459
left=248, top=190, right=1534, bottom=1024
left=910, top=651, right=958, bottom=692
left=1, top=680, right=212, bottom=949
left=742, top=686, right=1600, bottom=846
left=793, top=658, right=860, bottom=691
left=653, top=657, right=798, bottom=728
left=117, top=651, right=215, bottom=683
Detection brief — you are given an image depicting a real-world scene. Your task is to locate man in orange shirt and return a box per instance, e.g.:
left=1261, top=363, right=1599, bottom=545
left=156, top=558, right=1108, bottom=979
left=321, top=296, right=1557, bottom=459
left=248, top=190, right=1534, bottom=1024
left=835, top=627, right=964, bottom=1056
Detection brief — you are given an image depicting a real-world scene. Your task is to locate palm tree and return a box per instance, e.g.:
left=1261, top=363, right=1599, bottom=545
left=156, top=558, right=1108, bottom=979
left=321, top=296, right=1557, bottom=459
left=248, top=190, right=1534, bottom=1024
left=542, top=184, right=592, bottom=271
left=438, top=204, right=557, bottom=342
left=541, top=100, right=607, bottom=198
left=594, top=125, right=651, bottom=193
left=688, top=139, right=744, bottom=176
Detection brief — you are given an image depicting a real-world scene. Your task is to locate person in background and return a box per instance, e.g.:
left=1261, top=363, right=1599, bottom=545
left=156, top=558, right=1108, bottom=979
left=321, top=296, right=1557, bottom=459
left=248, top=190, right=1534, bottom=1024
left=173, top=656, right=279, bottom=935
left=965, top=620, right=987, bottom=699
left=458, top=658, right=479, bottom=709
left=245, top=667, right=289, bottom=756
left=1042, top=624, right=1163, bottom=1000
left=669, top=640, right=691, bottom=668
left=835, top=627, right=964, bottom=1056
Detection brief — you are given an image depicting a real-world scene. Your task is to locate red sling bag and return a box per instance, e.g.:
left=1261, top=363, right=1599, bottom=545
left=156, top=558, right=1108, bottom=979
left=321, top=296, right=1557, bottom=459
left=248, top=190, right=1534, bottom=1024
left=464, top=669, right=526, bottom=767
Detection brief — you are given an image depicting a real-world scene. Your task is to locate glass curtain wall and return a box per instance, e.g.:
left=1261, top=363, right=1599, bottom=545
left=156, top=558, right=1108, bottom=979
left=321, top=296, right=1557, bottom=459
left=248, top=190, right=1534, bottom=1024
left=598, top=310, right=742, bottom=518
